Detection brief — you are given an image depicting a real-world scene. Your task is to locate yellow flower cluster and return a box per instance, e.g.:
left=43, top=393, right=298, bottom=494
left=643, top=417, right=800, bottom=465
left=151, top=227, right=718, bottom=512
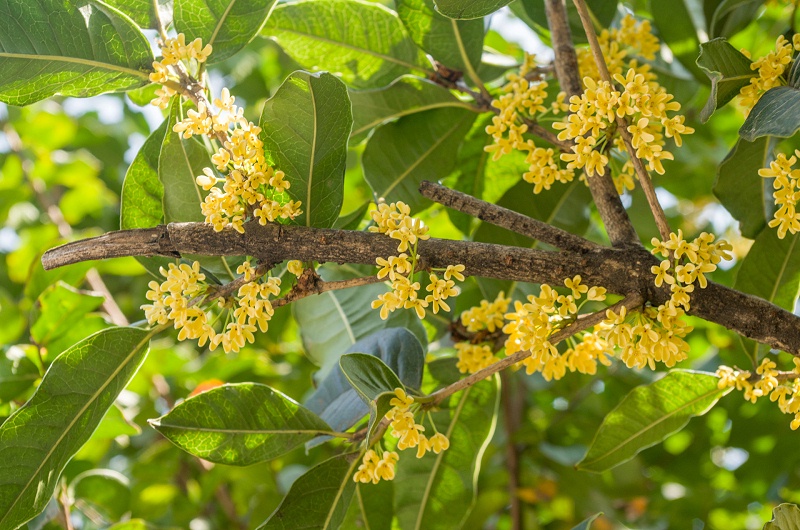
left=650, top=231, right=733, bottom=311
left=195, top=94, right=301, bottom=233
left=484, top=54, right=574, bottom=194
left=369, top=201, right=463, bottom=319
left=149, top=34, right=212, bottom=109
left=354, top=388, right=450, bottom=484
left=739, top=35, right=800, bottom=115
left=598, top=304, right=692, bottom=370
left=455, top=343, right=497, bottom=374
left=758, top=151, right=800, bottom=238
left=553, top=69, right=693, bottom=178
left=717, top=358, right=800, bottom=429
left=142, top=260, right=281, bottom=354
left=353, top=449, right=399, bottom=484
left=454, top=292, right=511, bottom=374
left=576, top=15, right=660, bottom=82
left=503, top=276, right=607, bottom=379
left=148, top=35, right=302, bottom=235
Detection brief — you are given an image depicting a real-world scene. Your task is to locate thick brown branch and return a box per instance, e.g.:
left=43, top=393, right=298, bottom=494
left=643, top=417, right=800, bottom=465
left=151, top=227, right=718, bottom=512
left=544, top=0, right=640, bottom=247
left=41, top=222, right=800, bottom=355
left=419, top=181, right=598, bottom=252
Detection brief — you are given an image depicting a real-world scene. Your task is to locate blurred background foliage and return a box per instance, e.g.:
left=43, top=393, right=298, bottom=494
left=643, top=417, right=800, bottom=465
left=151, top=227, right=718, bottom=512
left=2, top=0, right=800, bottom=529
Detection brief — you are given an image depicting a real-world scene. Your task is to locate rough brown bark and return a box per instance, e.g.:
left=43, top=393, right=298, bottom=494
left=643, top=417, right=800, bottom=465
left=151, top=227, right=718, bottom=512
left=41, top=221, right=800, bottom=355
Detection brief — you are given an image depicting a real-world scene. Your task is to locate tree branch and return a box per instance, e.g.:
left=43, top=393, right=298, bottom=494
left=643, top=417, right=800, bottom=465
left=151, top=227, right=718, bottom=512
left=41, top=222, right=800, bottom=355
left=419, top=181, right=598, bottom=252
left=544, top=0, right=640, bottom=247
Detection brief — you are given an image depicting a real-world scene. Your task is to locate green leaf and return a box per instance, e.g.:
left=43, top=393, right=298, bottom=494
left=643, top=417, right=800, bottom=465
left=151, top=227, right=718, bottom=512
left=0, top=0, right=153, bottom=106
left=293, top=264, right=427, bottom=376
left=764, top=503, right=800, bottom=530
left=0, top=347, right=39, bottom=403
left=174, top=0, right=277, bottom=63
left=572, top=513, right=604, bottom=530
left=260, top=71, right=352, bottom=228
left=160, top=99, right=208, bottom=224
left=306, top=328, right=425, bottom=434
left=340, top=353, right=404, bottom=404
left=696, top=38, right=754, bottom=122
left=740, top=86, right=800, bottom=141
left=395, top=377, right=499, bottom=530
left=346, top=481, right=393, bottom=530
left=150, top=383, right=333, bottom=466
left=0, top=327, right=151, bottom=529
left=257, top=454, right=357, bottom=529
left=363, top=106, right=476, bottom=212
left=264, top=0, right=430, bottom=89
left=70, top=469, right=131, bottom=521
left=577, top=370, right=728, bottom=473
left=397, top=0, right=484, bottom=72
left=334, top=201, right=370, bottom=230
left=339, top=353, right=405, bottom=442
left=708, top=0, right=765, bottom=39
left=433, top=0, right=512, bottom=19
left=735, top=229, right=800, bottom=312
left=713, top=136, right=775, bottom=239
left=446, top=115, right=494, bottom=235
left=650, top=0, right=706, bottom=83
left=121, top=118, right=167, bottom=230
left=349, top=75, right=472, bottom=143
left=30, top=282, right=105, bottom=352
left=103, top=0, right=171, bottom=30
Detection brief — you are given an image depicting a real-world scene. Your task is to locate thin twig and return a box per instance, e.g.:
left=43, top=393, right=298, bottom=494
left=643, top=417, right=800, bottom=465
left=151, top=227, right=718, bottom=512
left=427, top=293, right=644, bottom=406
left=272, top=272, right=383, bottom=308
left=419, top=181, right=598, bottom=252
left=572, top=0, right=672, bottom=242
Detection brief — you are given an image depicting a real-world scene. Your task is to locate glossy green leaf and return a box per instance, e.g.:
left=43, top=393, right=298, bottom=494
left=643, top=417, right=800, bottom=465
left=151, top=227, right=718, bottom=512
left=0, top=327, right=151, bottom=529
left=264, top=0, right=430, bottom=89
left=0, top=347, right=39, bottom=402
left=334, top=201, right=370, bottom=230
left=340, top=353, right=404, bottom=404
left=433, top=0, right=512, bottom=19
left=30, top=282, right=105, bottom=351
left=293, top=264, right=427, bottom=377
left=763, top=503, right=800, bottom=530
left=174, top=0, right=277, bottom=63
left=70, top=469, right=131, bottom=521
left=258, top=454, right=357, bottom=529
left=306, top=328, right=425, bottom=435
left=397, top=0, right=483, bottom=72
left=735, top=229, right=800, bottom=312
left=150, top=383, right=333, bottom=466
left=572, top=512, right=604, bottom=530
left=740, top=86, right=800, bottom=141
left=160, top=99, right=207, bottom=224
left=121, top=118, right=167, bottom=230
left=395, top=377, right=499, bottom=530
left=651, top=0, right=706, bottom=82
left=260, top=71, right=352, bottom=228
left=363, top=107, right=476, bottom=212
left=696, top=38, right=754, bottom=122
left=103, top=0, right=171, bottom=30
left=346, top=481, right=393, bottom=530
left=349, top=75, right=472, bottom=143
left=713, top=136, right=775, bottom=239
left=0, top=0, right=153, bottom=106
left=446, top=115, right=493, bottom=235
left=708, top=0, right=765, bottom=39
left=577, top=371, right=728, bottom=473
